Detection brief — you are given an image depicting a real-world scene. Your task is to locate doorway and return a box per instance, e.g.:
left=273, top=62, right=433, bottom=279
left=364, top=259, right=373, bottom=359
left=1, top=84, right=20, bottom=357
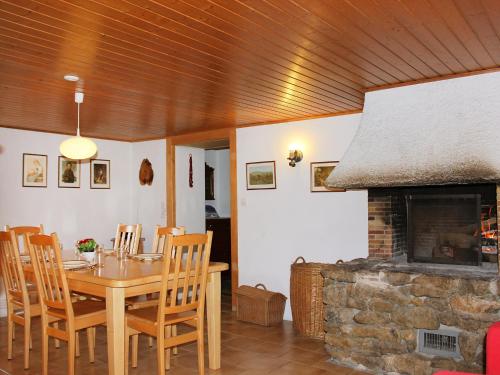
left=166, top=128, right=238, bottom=306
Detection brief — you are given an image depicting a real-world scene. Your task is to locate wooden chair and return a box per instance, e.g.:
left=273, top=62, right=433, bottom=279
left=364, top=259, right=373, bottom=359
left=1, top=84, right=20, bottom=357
left=27, top=233, right=107, bottom=375
left=128, top=226, right=186, bottom=349
left=151, top=226, right=185, bottom=254
left=5, top=225, right=44, bottom=255
left=0, top=230, right=41, bottom=369
left=113, top=224, right=142, bottom=255
left=126, top=231, right=213, bottom=375
left=128, top=226, right=186, bottom=308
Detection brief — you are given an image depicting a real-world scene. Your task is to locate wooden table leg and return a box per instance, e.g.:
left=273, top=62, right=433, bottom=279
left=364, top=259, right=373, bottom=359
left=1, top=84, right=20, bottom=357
left=206, top=271, right=221, bottom=370
left=106, top=287, right=125, bottom=375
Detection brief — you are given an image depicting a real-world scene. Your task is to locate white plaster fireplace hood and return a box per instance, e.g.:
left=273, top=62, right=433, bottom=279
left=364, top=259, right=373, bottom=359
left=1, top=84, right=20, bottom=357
left=325, top=72, right=500, bottom=189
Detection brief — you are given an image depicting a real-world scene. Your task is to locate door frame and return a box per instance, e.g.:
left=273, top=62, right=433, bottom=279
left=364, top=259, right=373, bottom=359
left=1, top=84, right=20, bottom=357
left=166, top=127, right=238, bottom=306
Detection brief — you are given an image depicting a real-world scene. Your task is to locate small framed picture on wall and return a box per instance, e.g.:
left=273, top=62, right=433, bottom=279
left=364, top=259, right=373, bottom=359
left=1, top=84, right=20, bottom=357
left=90, top=159, right=110, bottom=189
left=246, top=161, right=276, bottom=190
left=310, top=161, right=344, bottom=192
left=58, top=156, right=80, bottom=188
left=22, top=153, right=47, bottom=187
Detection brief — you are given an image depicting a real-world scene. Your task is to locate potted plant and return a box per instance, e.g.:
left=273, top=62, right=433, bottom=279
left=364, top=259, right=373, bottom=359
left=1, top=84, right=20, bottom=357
left=76, top=238, right=97, bottom=263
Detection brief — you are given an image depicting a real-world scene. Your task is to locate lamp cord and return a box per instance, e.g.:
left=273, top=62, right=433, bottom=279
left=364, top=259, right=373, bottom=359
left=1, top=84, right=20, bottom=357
left=77, top=102, right=80, bottom=137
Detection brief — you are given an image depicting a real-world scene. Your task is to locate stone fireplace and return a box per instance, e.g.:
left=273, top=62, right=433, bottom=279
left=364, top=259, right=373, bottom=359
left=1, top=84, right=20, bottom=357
left=318, top=75, right=500, bottom=374
left=321, top=186, right=500, bottom=374
left=322, top=260, right=500, bottom=374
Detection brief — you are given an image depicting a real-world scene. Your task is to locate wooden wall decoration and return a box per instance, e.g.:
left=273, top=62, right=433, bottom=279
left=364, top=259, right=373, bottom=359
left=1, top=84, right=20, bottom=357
left=139, top=158, right=154, bottom=185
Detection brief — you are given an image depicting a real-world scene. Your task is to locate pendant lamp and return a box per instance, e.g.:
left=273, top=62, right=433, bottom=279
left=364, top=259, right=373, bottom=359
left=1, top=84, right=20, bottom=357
left=59, top=92, right=97, bottom=160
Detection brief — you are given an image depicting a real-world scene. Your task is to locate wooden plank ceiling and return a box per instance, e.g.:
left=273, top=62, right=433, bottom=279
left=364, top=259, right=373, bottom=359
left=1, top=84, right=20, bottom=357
left=1, top=0, right=500, bottom=141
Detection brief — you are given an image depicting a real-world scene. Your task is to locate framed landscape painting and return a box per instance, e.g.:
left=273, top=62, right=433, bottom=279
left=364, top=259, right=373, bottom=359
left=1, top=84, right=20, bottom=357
left=22, top=153, right=47, bottom=187
left=310, top=161, right=344, bottom=192
left=58, top=156, right=80, bottom=188
left=246, top=161, right=276, bottom=190
left=90, top=159, right=110, bottom=189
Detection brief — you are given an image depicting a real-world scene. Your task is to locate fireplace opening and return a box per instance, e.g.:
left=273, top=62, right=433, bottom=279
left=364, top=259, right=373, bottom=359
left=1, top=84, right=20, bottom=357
left=407, top=194, right=481, bottom=265
left=368, top=184, right=498, bottom=265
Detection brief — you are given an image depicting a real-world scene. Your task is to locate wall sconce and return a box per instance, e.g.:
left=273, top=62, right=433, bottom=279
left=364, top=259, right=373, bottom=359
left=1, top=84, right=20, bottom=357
left=287, top=149, right=303, bottom=167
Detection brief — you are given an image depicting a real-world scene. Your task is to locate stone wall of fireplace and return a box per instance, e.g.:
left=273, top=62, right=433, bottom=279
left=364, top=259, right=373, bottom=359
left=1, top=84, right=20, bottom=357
left=323, top=260, right=500, bottom=375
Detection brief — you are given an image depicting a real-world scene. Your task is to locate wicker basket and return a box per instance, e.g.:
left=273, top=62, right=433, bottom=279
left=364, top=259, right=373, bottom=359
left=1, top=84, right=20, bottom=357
left=290, top=256, right=325, bottom=339
left=236, top=283, right=286, bottom=326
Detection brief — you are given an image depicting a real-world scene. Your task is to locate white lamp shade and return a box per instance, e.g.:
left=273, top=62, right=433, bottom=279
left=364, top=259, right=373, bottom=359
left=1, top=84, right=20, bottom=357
left=59, top=136, right=97, bottom=160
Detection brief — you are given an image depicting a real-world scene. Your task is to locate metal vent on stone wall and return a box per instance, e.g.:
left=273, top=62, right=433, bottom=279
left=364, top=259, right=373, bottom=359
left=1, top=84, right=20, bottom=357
left=418, top=329, right=460, bottom=358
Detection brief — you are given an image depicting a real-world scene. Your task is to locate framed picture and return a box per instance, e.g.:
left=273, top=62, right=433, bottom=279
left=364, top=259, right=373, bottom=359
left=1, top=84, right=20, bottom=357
left=246, top=161, right=276, bottom=190
left=310, top=161, right=344, bottom=192
left=22, top=153, right=47, bottom=187
left=58, top=156, right=80, bottom=188
left=90, top=159, right=110, bottom=189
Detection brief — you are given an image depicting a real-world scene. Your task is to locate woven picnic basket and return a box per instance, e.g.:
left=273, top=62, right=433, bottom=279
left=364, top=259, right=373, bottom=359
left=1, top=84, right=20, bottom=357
left=236, top=283, right=286, bottom=326
left=290, top=256, right=325, bottom=339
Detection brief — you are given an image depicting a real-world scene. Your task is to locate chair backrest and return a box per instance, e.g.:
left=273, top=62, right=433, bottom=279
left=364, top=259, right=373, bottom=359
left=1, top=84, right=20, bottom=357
left=0, top=231, right=30, bottom=308
left=151, top=226, right=185, bottom=254
left=157, top=231, right=213, bottom=325
left=27, top=233, right=73, bottom=321
left=6, top=225, right=44, bottom=255
left=113, top=224, right=142, bottom=255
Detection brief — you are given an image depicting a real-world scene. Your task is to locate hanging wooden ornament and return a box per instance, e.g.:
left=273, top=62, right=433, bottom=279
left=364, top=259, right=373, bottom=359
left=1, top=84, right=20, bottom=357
left=189, top=154, right=193, bottom=188
left=139, top=158, right=154, bottom=185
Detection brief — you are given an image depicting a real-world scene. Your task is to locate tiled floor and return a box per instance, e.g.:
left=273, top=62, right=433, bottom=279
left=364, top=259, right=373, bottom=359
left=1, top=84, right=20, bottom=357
left=0, top=296, right=366, bottom=374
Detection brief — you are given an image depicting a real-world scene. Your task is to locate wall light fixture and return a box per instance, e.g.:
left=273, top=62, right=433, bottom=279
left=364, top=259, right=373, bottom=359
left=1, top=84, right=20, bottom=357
left=287, top=148, right=303, bottom=167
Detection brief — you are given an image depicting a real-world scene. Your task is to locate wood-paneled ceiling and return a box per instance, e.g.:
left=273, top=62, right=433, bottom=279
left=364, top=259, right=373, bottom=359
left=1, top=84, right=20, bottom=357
left=1, top=0, right=500, bottom=141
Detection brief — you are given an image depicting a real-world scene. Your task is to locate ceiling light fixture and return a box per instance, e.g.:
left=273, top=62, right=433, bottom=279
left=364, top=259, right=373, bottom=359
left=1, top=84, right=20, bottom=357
left=64, top=74, right=79, bottom=82
left=59, top=92, right=97, bottom=160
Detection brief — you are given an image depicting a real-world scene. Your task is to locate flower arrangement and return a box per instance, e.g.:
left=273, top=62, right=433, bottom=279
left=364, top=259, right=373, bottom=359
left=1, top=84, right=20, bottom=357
left=76, top=238, right=97, bottom=253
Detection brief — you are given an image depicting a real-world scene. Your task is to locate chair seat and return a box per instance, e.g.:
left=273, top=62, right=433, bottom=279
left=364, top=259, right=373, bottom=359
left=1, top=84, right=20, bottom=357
left=127, top=306, right=197, bottom=325
left=48, top=300, right=106, bottom=320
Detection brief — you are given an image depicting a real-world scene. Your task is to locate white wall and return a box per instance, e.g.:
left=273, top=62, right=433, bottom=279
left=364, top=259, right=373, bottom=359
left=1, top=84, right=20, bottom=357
left=175, top=146, right=206, bottom=233
left=0, top=127, right=133, bottom=250
left=0, top=128, right=167, bottom=316
left=205, top=149, right=230, bottom=218
left=130, top=140, right=167, bottom=249
left=236, top=114, right=368, bottom=320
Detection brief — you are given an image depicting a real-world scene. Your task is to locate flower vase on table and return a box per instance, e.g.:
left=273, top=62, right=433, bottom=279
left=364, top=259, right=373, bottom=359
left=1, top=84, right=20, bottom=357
left=76, top=238, right=97, bottom=263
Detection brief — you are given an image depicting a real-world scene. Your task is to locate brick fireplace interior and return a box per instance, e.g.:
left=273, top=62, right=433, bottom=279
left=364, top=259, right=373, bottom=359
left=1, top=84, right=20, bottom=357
left=368, top=184, right=498, bottom=264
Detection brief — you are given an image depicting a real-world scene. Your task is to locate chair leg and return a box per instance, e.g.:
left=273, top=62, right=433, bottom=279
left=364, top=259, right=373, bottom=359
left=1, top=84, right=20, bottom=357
left=29, top=332, right=33, bottom=350
left=75, top=331, right=80, bottom=357
left=53, top=322, right=60, bottom=348
left=148, top=335, right=153, bottom=347
left=132, top=334, right=138, bottom=368
left=7, top=317, right=13, bottom=360
left=86, top=328, right=95, bottom=363
left=172, top=325, right=178, bottom=355
left=125, top=331, right=129, bottom=375
left=165, top=326, right=171, bottom=370
left=41, top=323, right=49, bottom=375
left=157, top=333, right=165, bottom=375
left=197, top=324, right=205, bottom=375
left=68, top=331, right=76, bottom=375
left=24, top=319, right=30, bottom=369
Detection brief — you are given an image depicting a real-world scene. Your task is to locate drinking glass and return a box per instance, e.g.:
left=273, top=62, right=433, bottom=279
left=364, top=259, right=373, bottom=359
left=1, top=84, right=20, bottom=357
left=95, top=244, right=104, bottom=267
left=117, top=244, right=128, bottom=260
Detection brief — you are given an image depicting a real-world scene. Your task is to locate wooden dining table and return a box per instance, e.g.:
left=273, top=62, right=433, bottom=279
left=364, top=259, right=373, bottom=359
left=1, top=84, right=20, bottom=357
left=26, top=251, right=228, bottom=375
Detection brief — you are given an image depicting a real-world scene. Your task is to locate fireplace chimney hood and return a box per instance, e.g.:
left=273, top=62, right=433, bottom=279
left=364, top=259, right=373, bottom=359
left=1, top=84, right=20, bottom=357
left=325, top=72, right=500, bottom=189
